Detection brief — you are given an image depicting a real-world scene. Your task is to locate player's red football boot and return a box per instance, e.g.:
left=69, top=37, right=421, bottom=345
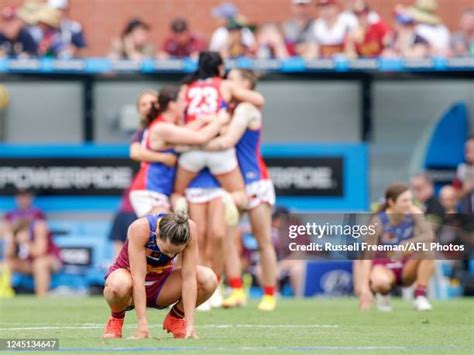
left=103, top=316, right=124, bottom=339
left=162, top=311, right=186, bottom=338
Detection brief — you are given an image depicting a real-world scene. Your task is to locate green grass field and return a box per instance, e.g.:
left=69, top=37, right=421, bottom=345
left=0, top=296, right=473, bottom=354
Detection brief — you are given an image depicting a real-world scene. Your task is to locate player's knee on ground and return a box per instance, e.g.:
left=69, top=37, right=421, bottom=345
left=106, top=276, right=132, bottom=299
left=197, top=266, right=218, bottom=294
left=370, top=266, right=394, bottom=294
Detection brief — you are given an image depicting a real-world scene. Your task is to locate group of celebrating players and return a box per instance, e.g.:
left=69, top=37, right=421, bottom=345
left=102, top=50, right=436, bottom=341
left=103, top=51, right=278, bottom=339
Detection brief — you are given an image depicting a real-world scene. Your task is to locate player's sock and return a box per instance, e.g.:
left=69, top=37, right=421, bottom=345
left=229, top=277, right=243, bottom=289
left=170, top=304, right=185, bottom=319
left=263, top=286, right=276, bottom=297
left=111, top=310, right=125, bottom=319
left=414, top=285, right=427, bottom=298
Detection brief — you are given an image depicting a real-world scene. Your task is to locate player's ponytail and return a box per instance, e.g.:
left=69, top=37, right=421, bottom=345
left=183, top=51, right=224, bottom=84
left=145, top=86, right=179, bottom=125
left=158, top=211, right=190, bottom=245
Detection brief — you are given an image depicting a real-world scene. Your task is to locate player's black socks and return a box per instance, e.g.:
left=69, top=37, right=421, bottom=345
left=170, top=304, right=185, bottom=319
left=111, top=310, right=126, bottom=319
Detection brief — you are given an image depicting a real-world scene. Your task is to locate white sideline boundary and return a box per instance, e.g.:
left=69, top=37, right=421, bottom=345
left=0, top=323, right=339, bottom=331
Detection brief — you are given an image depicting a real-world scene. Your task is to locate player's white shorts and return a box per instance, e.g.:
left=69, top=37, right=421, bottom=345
left=185, top=187, right=224, bottom=204
left=129, top=190, right=170, bottom=217
left=178, top=148, right=238, bottom=175
left=246, top=179, right=276, bottom=210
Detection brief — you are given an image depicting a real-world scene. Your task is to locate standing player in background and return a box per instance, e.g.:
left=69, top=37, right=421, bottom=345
left=109, top=90, right=176, bottom=256
left=203, top=68, right=278, bottom=311
left=184, top=169, right=226, bottom=310
left=173, top=51, right=265, bottom=224
left=103, top=211, right=217, bottom=339
left=130, top=86, right=228, bottom=217
left=358, top=183, right=435, bottom=312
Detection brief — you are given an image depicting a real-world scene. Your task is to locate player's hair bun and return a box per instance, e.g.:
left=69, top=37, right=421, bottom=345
left=174, top=210, right=189, bottom=225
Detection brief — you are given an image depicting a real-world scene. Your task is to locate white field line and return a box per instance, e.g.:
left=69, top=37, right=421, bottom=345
left=0, top=323, right=338, bottom=331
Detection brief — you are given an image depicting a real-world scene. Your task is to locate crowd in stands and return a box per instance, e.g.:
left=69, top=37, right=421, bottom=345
left=410, top=137, right=474, bottom=261
left=0, top=0, right=472, bottom=60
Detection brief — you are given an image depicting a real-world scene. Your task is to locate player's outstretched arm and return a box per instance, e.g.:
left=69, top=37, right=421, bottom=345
left=128, top=219, right=151, bottom=339
left=150, top=113, right=228, bottom=148
left=180, top=219, right=199, bottom=339
left=129, top=142, right=177, bottom=167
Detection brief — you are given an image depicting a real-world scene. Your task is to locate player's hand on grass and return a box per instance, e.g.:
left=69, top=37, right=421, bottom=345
left=184, top=324, right=198, bottom=339
left=132, top=325, right=151, bottom=339
left=359, top=287, right=373, bottom=311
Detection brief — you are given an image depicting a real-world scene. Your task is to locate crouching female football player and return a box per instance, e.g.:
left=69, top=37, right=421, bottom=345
left=358, top=183, right=435, bottom=312
left=103, top=211, right=218, bottom=339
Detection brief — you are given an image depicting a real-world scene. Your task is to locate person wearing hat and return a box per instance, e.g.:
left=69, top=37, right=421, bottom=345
left=0, top=6, right=38, bottom=58
left=109, top=18, right=154, bottom=60
left=209, top=2, right=256, bottom=56
left=35, top=5, right=65, bottom=58
left=282, top=0, right=316, bottom=57
left=160, top=18, right=206, bottom=59
left=408, top=0, right=450, bottom=56
left=382, top=5, right=430, bottom=59
left=47, top=0, right=86, bottom=58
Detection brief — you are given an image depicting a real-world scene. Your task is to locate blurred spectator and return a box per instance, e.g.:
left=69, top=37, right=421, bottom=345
left=310, top=0, right=351, bottom=58
left=408, top=0, right=450, bottom=57
left=48, top=0, right=86, bottom=58
left=35, top=5, right=65, bottom=58
left=453, top=137, right=474, bottom=213
left=17, top=0, right=42, bottom=28
left=282, top=0, right=315, bottom=57
left=109, top=18, right=154, bottom=60
left=340, top=0, right=380, bottom=31
left=383, top=6, right=430, bottom=59
left=0, top=6, right=37, bottom=58
left=451, top=8, right=474, bottom=57
left=256, top=23, right=289, bottom=59
left=439, top=185, right=459, bottom=214
left=4, top=219, right=61, bottom=296
left=345, top=1, right=390, bottom=58
left=160, top=18, right=206, bottom=59
left=271, top=207, right=308, bottom=297
left=209, top=2, right=256, bottom=56
left=5, top=189, right=45, bottom=225
left=437, top=185, right=465, bottom=259
left=223, top=19, right=255, bottom=58
left=17, top=0, right=43, bottom=45
left=410, top=172, right=445, bottom=224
